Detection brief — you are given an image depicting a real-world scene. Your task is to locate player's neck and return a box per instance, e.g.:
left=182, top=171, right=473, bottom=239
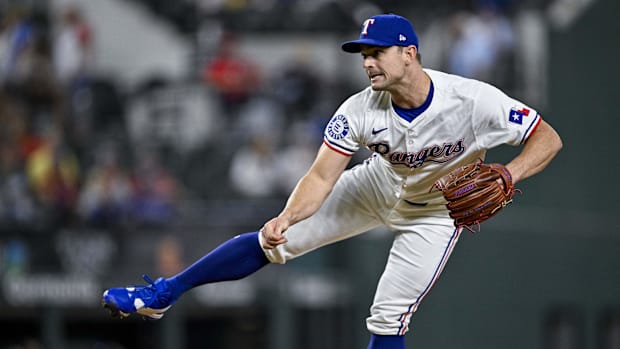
left=390, top=69, right=431, bottom=109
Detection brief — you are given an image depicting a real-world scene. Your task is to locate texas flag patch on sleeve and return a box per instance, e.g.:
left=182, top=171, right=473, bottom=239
left=508, top=105, right=541, bottom=144
left=508, top=106, right=530, bottom=125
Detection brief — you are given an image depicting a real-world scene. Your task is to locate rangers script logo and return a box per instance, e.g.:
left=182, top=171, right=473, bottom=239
left=368, top=139, right=466, bottom=168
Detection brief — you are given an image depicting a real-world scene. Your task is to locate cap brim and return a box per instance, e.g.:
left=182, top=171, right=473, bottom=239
left=341, top=38, right=392, bottom=53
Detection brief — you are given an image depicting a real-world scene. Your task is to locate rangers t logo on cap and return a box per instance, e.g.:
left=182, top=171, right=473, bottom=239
left=361, top=19, right=375, bottom=35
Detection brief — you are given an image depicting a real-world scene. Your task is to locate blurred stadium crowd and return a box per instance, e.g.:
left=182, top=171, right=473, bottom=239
left=0, top=0, right=326, bottom=236
left=0, top=22, right=179, bottom=235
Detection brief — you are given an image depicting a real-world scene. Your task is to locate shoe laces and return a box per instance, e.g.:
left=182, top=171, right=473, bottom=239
left=136, top=274, right=172, bottom=308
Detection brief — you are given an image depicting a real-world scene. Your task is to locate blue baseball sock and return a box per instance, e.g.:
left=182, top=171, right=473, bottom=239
left=367, top=334, right=405, bottom=349
left=166, top=232, right=270, bottom=299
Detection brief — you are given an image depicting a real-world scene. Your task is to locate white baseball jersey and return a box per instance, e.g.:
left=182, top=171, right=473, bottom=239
left=323, top=68, right=540, bottom=205
left=262, top=68, right=541, bottom=336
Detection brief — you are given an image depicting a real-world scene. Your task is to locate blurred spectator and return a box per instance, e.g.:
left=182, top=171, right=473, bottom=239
left=0, top=7, right=34, bottom=87
left=77, top=142, right=133, bottom=228
left=233, top=94, right=285, bottom=140
left=155, top=235, right=184, bottom=277
left=0, top=91, right=41, bottom=228
left=229, top=133, right=281, bottom=198
left=446, top=1, right=515, bottom=86
left=52, top=4, right=93, bottom=90
left=1, top=7, right=67, bottom=135
left=276, top=120, right=321, bottom=194
left=271, top=50, right=321, bottom=120
left=201, top=32, right=262, bottom=118
left=25, top=125, right=80, bottom=228
left=18, top=28, right=66, bottom=129
left=65, top=77, right=126, bottom=166
left=130, top=149, right=182, bottom=227
left=0, top=140, right=36, bottom=227
left=1, top=239, right=30, bottom=277
left=0, top=90, right=40, bottom=156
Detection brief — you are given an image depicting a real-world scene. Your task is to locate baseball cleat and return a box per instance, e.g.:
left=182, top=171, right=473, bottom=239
left=102, top=275, right=176, bottom=320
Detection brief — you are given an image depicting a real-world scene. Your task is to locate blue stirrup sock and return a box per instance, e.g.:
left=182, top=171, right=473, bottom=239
left=367, top=334, right=406, bottom=349
left=165, top=232, right=270, bottom=299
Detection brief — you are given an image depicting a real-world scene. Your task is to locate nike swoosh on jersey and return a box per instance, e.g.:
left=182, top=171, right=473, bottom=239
left=371, top=127, right=388, bottom=135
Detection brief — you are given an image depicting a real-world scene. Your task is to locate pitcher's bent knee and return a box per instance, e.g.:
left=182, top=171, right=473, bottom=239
left=258, top=232, right=290, bottom=264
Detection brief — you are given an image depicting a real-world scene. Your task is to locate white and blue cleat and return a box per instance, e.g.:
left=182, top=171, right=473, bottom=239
left=102, top=275, right=175, bottom=320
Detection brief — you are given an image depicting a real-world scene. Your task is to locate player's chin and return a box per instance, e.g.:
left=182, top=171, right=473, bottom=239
left=369, top=78, right=387, bottom=90
left=369, top=81, right=385, bottom=91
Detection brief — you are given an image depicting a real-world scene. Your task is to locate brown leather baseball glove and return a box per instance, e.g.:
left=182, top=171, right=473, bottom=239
left=432, top=160, right=517, bottom=230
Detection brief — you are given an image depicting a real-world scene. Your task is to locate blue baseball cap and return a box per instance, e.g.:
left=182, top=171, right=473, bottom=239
left=341, top=14, right=419, bottom=53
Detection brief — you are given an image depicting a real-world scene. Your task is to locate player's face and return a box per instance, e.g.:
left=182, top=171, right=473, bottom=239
left=360, top=46, right=407, bottom=91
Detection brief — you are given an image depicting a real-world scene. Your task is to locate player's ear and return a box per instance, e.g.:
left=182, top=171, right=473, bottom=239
left=404, top=45, right=418, bottom=64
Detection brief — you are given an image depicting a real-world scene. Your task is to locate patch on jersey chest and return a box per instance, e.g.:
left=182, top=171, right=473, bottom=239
left=326, top=114, right=350, bottom=140
left=508, top=106, right=530, bottom=125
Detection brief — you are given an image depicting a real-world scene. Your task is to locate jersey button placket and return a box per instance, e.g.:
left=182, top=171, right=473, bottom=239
left=407, top=129, right=415, bottom=145
left=406, top=129, right=416, bottom=174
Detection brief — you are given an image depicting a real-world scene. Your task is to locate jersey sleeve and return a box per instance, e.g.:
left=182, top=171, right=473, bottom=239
left=472, top=82, right=542, bottom=148
left=322, top=95, right=363, bottom=156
